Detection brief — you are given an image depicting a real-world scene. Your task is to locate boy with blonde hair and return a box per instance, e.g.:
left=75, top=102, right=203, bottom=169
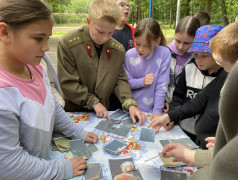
left=57, top=0, right=146, bottom=124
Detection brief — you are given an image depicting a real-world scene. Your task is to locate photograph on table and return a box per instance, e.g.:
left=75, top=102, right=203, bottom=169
left=161, top=169, right=187, bottom=180
left=84, top=163, right=103, bottom=180
left=110, top=109, right=130, bottom=120
left=109, top=157, right=143, bottom=180
left=103, top=139, right=129, bottom=155
left=95, top=117, right=136, bottom=137
left=160, top=138, right=199, bottom=150
left=140, top=128, right=155, bottom=142
left=69, top=139, right=92, bottom=159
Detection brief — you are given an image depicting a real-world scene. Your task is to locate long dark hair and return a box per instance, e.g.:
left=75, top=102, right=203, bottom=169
left=134, top=18, right=167, bottom=48
left=0, top=0, right=52, bottom=31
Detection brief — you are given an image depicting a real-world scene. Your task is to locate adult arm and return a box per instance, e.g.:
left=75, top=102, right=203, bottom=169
left=168, top=79, right=211, bottom=122
left=0, top=110, right=72, bottom=180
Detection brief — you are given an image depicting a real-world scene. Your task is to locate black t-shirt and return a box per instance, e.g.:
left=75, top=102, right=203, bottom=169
left=112, top=25, right=133, bottom=52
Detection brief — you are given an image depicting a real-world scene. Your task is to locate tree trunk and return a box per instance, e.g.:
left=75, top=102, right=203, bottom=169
left=169, top=0, right=173, bottom=28
left=206, top=0, right=213, bottom=13
left=185, top=0, right=191, bottom=16
left=219, top=0, right=229, bottom=25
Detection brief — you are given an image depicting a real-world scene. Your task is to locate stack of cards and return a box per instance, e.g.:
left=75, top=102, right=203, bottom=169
left=84, top=163, right=103, bottom=180
left=140, top=128, right=155, bottom=142
left=109, top=157, right=143, bottom=180
left=103, top=139, right=129, bottom=155
left=159, top=153, right=185, bottom=167
left=53, top=137, right=70, bottom=152
left=160, top=138, right=199, bottom=150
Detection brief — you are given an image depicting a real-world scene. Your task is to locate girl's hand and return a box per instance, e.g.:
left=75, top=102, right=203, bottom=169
left=92, top=102, right=110, bottom=120
left=150, top=113, right=161, bottom=121
left=162, top=102, right=169, bottom=113
left=129, top=105, right=146, bottom=125
left=143, top=73, right=154, bottom=86
left=147, top=114, right=170, bottom=133
left=70, top=157, right=87, bottom=177
left=163, top=121, right=174, bottom=130
left=205, top=137, right=216, bottom=149
left=85, top=132, right=98, bottom=143
left=162, top=143, right=196, bottom=167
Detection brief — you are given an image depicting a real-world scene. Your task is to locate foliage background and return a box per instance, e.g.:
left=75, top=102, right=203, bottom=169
left=45, top=0, right=237, bottom=26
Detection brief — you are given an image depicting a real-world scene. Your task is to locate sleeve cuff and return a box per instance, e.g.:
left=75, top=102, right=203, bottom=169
left=122, top=99, right=138, bottom=111
left=63, top=159, right=73, bottom=179
left=83, top=95, right=100, bottom=110
left=195, top=148, right=214, bottom=168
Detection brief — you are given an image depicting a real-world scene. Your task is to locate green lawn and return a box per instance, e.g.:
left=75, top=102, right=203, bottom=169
left=52, top=23, right=175, bottom=44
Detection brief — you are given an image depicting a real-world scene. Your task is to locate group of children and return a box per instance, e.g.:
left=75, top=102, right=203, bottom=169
left=0, top=0, right=237, bottom=179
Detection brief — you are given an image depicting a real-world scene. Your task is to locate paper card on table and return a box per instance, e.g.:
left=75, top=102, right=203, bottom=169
left=53, top=137, right=70, bottom=152
left=170, top=138, right=199, bottom=150
left=103, top=139, right=128, bottom=155
left=64, top=151, right=74, bottom=160
left=140, top=128, right=155, bottom=142
left=95, top=120, right=111, bottom=133
left=110, top=109, right=130, bottom=120
left=161, top=169, right=187, bottom=180
left=159, top=153, right=185, bottom=167
left=66, top=175, right=83, bottom=180
left=109, top=157, right=143, bottom=180
left=84, top=163, right=102, bottom=180
left=69, top=139, right=92, bottom=159
left=110, top=125, right=132, bottom=137
left=160, top=140, right=170, bottom=147
left=86, top=143, right=98, bottom=153
left=52, top=141, right=59, bottom=151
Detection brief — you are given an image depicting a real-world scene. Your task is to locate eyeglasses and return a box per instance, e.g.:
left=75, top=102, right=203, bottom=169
left=118, top=2, right=130, bottom=8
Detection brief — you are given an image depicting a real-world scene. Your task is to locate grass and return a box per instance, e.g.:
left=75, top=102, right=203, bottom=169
left=52, top=32, right=67, bottom=36
left=52, top=23, right=175, bottom=44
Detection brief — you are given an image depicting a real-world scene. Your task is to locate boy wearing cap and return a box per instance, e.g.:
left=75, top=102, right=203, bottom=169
left=160, top=22, right=238, bottom=180
left=148, top=25, right=228, bottom=149
left=57, top=0, right=146, bottom=124
left=168, top=25, right=224, bottom=142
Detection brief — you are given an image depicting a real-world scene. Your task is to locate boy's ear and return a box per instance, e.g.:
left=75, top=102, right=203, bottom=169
left=86, top=18, right=91, bottom=28
left=0, top=22, right=11, bottom=43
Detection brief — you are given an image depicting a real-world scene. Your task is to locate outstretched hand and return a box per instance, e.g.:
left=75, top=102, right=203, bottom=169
left=162, top=143, right=196, bottom=167
left=92, top=102, right=110, bottom=120
left=147, top=114, right=170, bottom=133
left=129, top=105, right=146, bottom=125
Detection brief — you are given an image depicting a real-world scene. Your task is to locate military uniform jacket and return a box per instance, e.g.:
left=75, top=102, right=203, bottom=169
left=57, top=26, right=135, bottom=112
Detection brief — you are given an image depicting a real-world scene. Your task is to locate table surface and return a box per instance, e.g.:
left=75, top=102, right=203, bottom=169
left=48, top=112, right=197, bottom=180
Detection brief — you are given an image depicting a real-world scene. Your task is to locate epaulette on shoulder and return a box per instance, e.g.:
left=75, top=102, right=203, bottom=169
left=64, top=28, right=85, bottom=48
left=107, top=38, right=125, bottom=53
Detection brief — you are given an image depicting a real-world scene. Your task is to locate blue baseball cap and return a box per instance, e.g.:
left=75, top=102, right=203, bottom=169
left=189, top=25, right=224, bottom=53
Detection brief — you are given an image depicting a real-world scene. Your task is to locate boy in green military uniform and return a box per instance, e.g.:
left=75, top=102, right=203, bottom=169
left=57, top=0, right=146, bottom=125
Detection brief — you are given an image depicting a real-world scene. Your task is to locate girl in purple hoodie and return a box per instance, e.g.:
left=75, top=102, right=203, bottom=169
left=124, top=18, right=171, bottom=120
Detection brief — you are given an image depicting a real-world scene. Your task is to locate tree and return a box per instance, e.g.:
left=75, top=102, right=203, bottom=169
left=219, top=0, right=229, bottom=25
